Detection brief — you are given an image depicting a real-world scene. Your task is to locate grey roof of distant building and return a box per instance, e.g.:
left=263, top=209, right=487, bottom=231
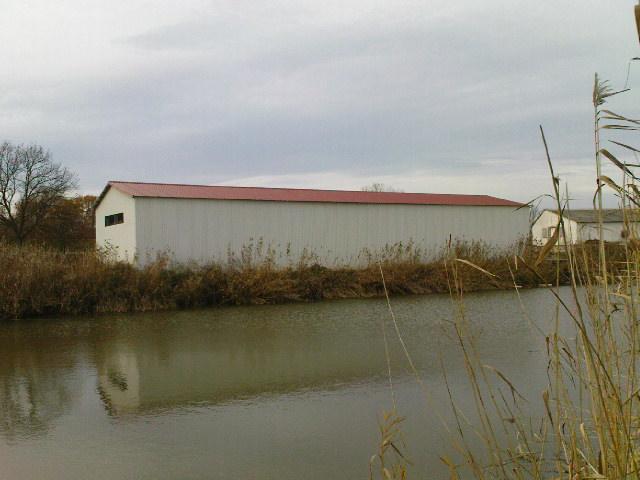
left=547, top=209, right=626, bottom=223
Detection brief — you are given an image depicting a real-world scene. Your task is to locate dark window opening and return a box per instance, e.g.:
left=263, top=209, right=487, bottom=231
left=105, top=213, right=124, bottom=227
left=543, top=226, right=556, bottom=239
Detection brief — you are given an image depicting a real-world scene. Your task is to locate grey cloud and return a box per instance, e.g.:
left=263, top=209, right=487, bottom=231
left=1, top=0, right=638, bottom=205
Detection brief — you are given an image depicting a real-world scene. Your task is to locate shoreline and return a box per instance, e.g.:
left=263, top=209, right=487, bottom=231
left=3, top=282, right=557, bottom=324
left=0, top=242, right=579, bottom=321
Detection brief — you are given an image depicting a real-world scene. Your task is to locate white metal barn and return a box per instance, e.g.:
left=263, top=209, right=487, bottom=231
left=95, top=181, right=529, bottom=266
left=532, top=209, right=635, bottom=246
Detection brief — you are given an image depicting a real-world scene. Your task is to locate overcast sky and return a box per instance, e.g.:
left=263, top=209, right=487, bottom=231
left=1, top=1, right=639, bottom=206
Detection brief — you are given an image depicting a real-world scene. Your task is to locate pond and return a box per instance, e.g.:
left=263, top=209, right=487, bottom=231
left=0, top=287, right=575, bottom=479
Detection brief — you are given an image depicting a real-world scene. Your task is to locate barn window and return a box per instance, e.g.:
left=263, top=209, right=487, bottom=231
left=105, top=213, right=124, bottom=227
left=542, top=226, right=556, bottom=239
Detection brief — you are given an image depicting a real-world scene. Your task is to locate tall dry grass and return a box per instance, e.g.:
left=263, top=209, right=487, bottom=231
left=0, top=240, right=562, bottom=321
left=369, top=75, right=640, bottom=479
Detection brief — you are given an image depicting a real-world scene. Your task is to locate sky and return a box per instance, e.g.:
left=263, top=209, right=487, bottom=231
left=1, top=0, right=639, bottom=206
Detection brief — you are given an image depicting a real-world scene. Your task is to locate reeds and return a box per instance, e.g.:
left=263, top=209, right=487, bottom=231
left=0, top=239, right=567, bottom=321
left=410, top=75, right=640, bottom=479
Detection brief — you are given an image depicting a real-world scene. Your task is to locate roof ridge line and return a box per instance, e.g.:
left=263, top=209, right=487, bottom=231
left=107, top=180, right=500, bottom=198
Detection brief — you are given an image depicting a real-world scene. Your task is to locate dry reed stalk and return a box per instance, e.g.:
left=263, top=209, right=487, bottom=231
left=392, top=75, right=640, bottom=479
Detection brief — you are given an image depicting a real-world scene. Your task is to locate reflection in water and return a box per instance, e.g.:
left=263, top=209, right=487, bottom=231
left=93, top=303, right=400, bottom=415
left=97, top=348, right=140, bottom=415
left=0, top=368, right=72, bottom=441
left=0, top=326, right=82, bottom=441
left=0, top=288, right=574, bottom=479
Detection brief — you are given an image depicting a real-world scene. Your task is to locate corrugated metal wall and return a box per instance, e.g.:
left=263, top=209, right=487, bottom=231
left=532, top=211, right=626, bottom=245
left=134, top=198, right=530, bottom=266
left=95, top=188, right=137, bottom=261
left=578, top=222, right=625, bottom=242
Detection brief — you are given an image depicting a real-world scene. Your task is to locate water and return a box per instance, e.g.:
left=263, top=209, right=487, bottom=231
left=0, top=288, right=574, bottom=479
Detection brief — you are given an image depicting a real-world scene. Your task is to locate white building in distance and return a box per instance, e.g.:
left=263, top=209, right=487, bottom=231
left=532, top=209, right=635, bottom=245
left=94, top=181, right=530, bottom=266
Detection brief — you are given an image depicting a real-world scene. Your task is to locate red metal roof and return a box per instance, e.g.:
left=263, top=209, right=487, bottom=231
left=99, top=181, right=523, bottom=207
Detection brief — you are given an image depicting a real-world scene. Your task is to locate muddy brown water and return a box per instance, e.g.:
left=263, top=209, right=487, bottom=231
left=0, top=287, right=576, bottom=479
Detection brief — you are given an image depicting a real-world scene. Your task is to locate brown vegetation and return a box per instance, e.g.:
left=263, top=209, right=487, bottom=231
left=0, top=240, right=581, bottom=321
left=369, top=74, right=640, bottom=479
left=28, top=195, right=96, bottom=249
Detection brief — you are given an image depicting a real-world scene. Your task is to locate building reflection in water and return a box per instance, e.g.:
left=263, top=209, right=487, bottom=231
left=97, top=348, right=141, bottom=416
left=0, top=291, right=547, bottom=428
left=92, top=302, right=394, bottom=416
left=90, top=294, right=540, bottom=418
left=0, top=281, right=567, bottom=480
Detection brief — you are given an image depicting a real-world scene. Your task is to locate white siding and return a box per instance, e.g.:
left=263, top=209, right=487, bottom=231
left=532, top=211, right=579, bottom=245
left=578, top=222, right=625, bottom=242
left=95, top=188, right=137, bottom=261
left=134, top=198, right=530, bottom=266
left=532, top=211, right=626, bottom=244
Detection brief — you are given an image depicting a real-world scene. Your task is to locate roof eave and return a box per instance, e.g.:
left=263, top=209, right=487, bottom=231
left=93, top=183, right=112, bottom=211
left=98, top=180, right=525, bottom=208
left=94, top=181, right=137, bottom=210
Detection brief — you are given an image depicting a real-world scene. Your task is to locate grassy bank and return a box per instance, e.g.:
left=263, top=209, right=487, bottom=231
left=0, top=241, right=578, bottom=320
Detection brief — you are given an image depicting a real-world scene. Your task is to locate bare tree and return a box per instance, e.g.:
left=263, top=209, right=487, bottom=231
left=0, top=142, right=76, bottom=245
left=361, top=182, right=404, bottom=192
